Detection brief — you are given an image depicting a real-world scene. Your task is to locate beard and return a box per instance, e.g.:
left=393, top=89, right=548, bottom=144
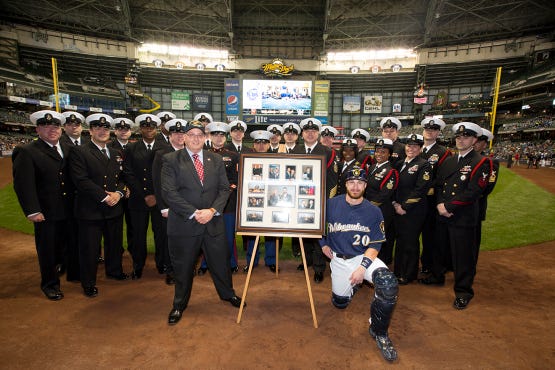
left=346, top=188, right=364, bottom=200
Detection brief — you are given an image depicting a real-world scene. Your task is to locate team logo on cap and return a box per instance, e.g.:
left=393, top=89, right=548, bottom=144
left=352, top=168, right=361, bottom=177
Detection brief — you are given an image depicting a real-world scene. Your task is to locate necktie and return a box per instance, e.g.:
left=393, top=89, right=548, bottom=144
left=147, top=144, right=152, bottom=151
left=192, top=153, right=204, bottom=183
left=458, top=156, right=463, bottom=163
left=237, top=145, right=241, bottom=152
left=74, top=140, right=79, bottom=146
left=401, top=161, right=409, bottom=172
left=122, top=144, right=126, bottom=150
left=101, top=148, right=109, bottom=159
left=288, top=148, right=292, bottom=153
left=52, top=145, right=62, bottom=159
left=307, top=148, right=312, bottom=154
left=423, top=147, right=428, bottom=154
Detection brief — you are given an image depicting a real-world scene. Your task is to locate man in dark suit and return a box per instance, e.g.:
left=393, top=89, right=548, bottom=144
left=70, top=113, right=129, bottom=298
left=60, top=111, right=90, bottom=147
left=292, top=117, right=339, bottom=283
left=13, top=110, right=73, bottom=300
left=161, top=120, right=244, bottom=325
left=419, top=118, right=451, bottom=274
left=109, top=118, right=136, bottom=263
left=152, top=118, right=188, bottom=285
left=420, top=122, right=490, bottom=310
left=123, top=114, right=167, bottom=279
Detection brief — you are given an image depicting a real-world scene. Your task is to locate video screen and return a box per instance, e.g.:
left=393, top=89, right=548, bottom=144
left=242, top=79, right=312, bottom=116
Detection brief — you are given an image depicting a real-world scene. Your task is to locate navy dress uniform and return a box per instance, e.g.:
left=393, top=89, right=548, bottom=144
left=156, top=111, right=176, bottom=146
left=152, top=119, right=188, bottom=284
left=198, top=122, right=241, bottom=274
left=282, top=122, right=302, bottom=153
left=419, top=118, right=452, bottom=274
left=292, top=117, right=340, bottom=283
left=337, top=138, right=359, bottom=196
left=123, top=113, right=167, bottom=279
left=319, top=125, right=339, bottom=151
left=225, top=120, right=253, bottom=153
left=60, top=111, right=90, bottom=147
left=267, top=124, right=286, bottom=153
left=365, top=138, right=399, bottom=265
left=392, top=134, right=432, bottom=284
left=422, top=122, right=490, bottom=310
left=109, top=118, right=136, bottom=265
left=351, top=128, right=373, bottom=170
left=194, top=113, right=214, bottom=148
left=379, top=117, right=406, bottom=168
left=70, top=113, right=128, bottom=297
left=12, top=110, right=74, bottom=300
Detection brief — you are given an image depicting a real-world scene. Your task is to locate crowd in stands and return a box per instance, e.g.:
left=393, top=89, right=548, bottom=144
left=0, top=132, right=34, bottom=153
left=492, top=139, right=554, bottom=167
left=498, top=116, right=554, bottom=132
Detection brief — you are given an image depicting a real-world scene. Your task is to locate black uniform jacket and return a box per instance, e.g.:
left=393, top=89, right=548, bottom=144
left=69, top=141, right=126, bottom=220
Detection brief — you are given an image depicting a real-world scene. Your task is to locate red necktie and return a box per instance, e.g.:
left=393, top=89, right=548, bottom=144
left=192, top=153, right=204, bottom=183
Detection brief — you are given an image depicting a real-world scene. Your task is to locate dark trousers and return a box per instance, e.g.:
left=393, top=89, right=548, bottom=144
left=393, top=210, right=426, bottom=281
left=301, top=238, right=326, bottom=273
left=169, top=232, right=235, bottom=310
left=34, top=219, right=65, bottom=291
left=158, top=216, right=173, bottom=274
left=129, top=207, right=163, bottom=272
left=448, top=224, right=478, bottom=299
left=78, top=217, right=124, bottom=288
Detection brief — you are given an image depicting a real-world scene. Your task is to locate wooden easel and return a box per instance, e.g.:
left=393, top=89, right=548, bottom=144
left=236, top=233, right=318, bottom=328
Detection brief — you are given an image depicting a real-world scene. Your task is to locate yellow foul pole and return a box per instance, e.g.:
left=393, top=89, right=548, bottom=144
left=51, top=57, right=60, bottom=113
left=489, top=66, right=502, bottom=150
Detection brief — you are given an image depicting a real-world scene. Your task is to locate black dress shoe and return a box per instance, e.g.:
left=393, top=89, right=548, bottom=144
left=106, top=273, right=129, bottom=281
left=225, top=296, right=245, bottom=308
left=197, top=267, right=207, bottom=276
left=168, top=308, right=183, bottom=325
left=314, top=272, right=324, bottom=283
left=242, top=266, right=249, bottom=273
left=231, top=266, right=239, bottom=274
left=297, top=263, right=304, bottom=271
left=131, top=269, right=143, bottom=280
left=43, top=288, right=64, bottom=301
left=97, top=256, right=104, bottom=264
left=397, top=277, right=409, bottom=285
left=165, top=274, right=175, bottom=285
left=267, top=264, right=278, bottom=273
left=420, top=267, right=431, bottom=274
left=418, top=276, right=445, bottom=286
left=83, top=286, right=98, bottom=297
left=453, top=297, right=470, bottom=310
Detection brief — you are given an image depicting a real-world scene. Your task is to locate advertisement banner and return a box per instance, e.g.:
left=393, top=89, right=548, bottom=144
left=243, top=114, right=308, bottom=125
left=343, top=96, right=361, bottom=114
left=225, top=78, right=240, bottom=91
left=192, top=93, right=211, bottom=111
left=363, top=95, right=382, bottom=113
left=313, top=80, right=329, bottom=117
left=226, top=92, right=240, bottom=115
left=171, top=91, right=190, bottom=110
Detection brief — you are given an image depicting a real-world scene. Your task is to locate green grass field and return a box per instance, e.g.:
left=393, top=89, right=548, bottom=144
left=1, top=166, right=553, bottom=257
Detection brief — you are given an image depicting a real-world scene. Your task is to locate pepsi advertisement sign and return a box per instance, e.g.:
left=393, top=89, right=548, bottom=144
left=226, top=92, right=240, bottom=115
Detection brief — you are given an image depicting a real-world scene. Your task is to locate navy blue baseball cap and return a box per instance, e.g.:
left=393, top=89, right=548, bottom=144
left=345, top=165, right=367, bottom=182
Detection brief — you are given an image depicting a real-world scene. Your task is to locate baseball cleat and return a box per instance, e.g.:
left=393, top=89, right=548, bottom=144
left=369, top=327, right=398, bottom=362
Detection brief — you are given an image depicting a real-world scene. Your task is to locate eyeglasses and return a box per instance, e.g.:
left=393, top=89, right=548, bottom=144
left=186, top=133, right=205, bottom=138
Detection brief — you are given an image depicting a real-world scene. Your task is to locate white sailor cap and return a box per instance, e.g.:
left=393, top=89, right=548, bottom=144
left=320, top=125, right=338, bottom=137
left=229, top=120, right=247, bottom=132
left=165, top=119, right=188, bottom=133
left=374, top=137, right=394, bottom=150
left=194, top=112, right=214, bottom=123
left=342, top=138, right=358, bottom=147
left=113, top=117, right=135, bottom=129
left=405, top=133, right=424, bottom=146
left=86, top=113, right=113, bottom=129
left=62, top=111, right=85, bottom=125
left=299, top=117, right=322, bottom=131
left=250, top=130, right=272, bottom=142
left=421, top=117, right=446, bottom=130
left=156, top=111, right=176, bottom=125
left=351, top=128, right=370, bottom=142
left=478, top=128, right=494, bottom=142
left=380, top=117, right=402, bottom=130
left=267, top=124, right=284, bottom=135
left=206, top=121, right=229, bottom=134
left=282, top=122, right=301, bottom=134
left=135, top=114, right=161, bottom=127
left=30, top=110, right=65, bottom=126
left=453, top=122, right=482, bottom=137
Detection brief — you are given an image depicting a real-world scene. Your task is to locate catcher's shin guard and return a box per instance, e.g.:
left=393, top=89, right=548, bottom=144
left=370, top=267, right=398, bottom=336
